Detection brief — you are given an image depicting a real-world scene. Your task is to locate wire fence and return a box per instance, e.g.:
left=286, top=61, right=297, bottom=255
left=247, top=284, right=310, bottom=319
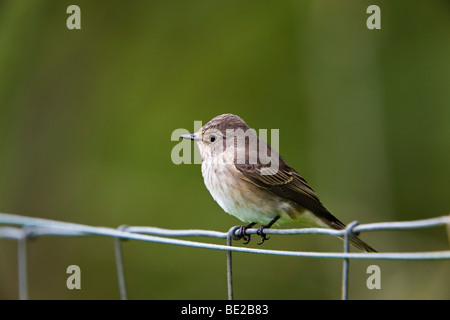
left=0, top=212, right=449, bottom=300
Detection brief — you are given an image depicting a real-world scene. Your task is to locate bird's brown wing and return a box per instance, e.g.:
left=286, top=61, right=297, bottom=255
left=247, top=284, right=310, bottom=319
left=234, top=160, right=346, bottom=230
left=234, top=157, right=377, bottom=252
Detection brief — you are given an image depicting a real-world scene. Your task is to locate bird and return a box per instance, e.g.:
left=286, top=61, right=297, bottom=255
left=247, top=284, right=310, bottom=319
left=180, top=113, right=376, bottom=252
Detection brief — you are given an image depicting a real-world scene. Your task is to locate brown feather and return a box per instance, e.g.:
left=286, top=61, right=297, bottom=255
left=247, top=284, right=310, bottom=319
left=235, top=158, right=346, bottom=230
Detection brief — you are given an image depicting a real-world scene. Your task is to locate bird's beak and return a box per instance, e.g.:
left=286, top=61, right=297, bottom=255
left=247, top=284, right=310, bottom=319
left=180, top=133, right=200, bottom=141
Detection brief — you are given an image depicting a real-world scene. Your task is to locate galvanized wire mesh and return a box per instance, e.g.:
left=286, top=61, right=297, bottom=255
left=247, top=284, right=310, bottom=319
left=0, top=213, right=449, bottom=300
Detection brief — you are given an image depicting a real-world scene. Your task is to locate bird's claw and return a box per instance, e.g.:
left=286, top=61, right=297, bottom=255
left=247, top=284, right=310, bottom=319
left=256, top=226, right=270, bottom=245
left=236, top=223, right=255, bottom=244
left=234, top=222, right=272, bottom=245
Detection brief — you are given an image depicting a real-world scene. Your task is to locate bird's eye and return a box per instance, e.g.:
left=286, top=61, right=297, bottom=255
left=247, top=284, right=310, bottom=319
left=209, top=135, right=216, bottom=143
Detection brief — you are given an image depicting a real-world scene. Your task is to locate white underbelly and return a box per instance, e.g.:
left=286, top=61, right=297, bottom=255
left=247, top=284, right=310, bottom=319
left=200, top=161, right=330, bottom=228
left=201, top=162, right=286, bottom=224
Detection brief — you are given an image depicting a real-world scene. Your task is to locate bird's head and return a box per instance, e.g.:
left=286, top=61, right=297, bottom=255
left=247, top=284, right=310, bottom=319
left=180, top=114, right=251, bottom=163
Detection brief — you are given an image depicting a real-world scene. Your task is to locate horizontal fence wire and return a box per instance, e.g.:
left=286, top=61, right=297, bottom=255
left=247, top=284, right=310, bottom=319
left=0, top=212, right=449, bottom=300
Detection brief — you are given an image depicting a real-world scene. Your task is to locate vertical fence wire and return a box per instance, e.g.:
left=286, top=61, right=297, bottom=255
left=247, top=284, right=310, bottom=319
left=0, top=227, right=29, bottom=300
left=226, top=230, right=233, bottom=300
left=226, top=226, right=241, bottom=300
left=114, top=225, right=128, bottom=300
left=341, top=221, right=359, bottom=300
left=17, top=229, right=28, bottom=300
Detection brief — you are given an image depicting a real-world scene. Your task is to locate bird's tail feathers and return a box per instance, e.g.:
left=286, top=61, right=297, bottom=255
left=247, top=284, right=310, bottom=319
left=345, top=235, right=377, bottom=253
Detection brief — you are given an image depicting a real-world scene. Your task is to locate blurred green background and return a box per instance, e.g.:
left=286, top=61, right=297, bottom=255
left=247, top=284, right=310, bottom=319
left=0, top=0, right=449, bottom=299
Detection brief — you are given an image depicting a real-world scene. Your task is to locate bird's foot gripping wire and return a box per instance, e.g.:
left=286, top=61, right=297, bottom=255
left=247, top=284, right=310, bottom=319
left=256, top=215, right=280, bottom=245
left=256, top=225, right=270, bottom=245
left=235, top=216, right=281, bottom=245
left=236, top=223, right=256, bottom=244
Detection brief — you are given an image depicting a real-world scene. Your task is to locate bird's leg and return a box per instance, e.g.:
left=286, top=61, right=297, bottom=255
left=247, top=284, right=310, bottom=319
left=256, top=216, right=280, bottom=245
left=237, top=222, right=256, bottom=244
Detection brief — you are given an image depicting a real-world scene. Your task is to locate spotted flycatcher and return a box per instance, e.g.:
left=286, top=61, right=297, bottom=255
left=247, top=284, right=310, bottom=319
left=181, top=113, right=376, bottom=252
